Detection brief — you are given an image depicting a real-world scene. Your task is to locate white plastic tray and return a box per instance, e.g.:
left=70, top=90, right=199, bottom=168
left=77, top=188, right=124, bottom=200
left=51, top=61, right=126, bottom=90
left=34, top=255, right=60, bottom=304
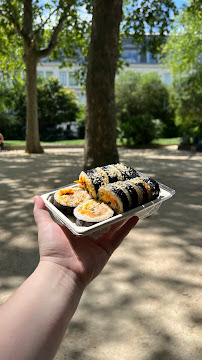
left=41, top=174, right=175, bottom=236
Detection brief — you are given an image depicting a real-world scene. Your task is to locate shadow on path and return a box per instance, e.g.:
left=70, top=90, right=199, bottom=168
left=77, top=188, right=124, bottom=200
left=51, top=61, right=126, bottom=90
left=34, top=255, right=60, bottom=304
left=0, top=147, right=202, bottom=360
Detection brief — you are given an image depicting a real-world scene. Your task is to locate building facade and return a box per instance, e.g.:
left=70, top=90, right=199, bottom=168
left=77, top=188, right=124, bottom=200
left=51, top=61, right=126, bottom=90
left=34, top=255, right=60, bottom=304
left=36, top=39, right=172, bottom=104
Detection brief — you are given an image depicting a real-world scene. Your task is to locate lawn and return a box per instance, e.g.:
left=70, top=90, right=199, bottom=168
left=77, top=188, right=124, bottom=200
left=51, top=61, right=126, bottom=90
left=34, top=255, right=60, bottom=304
left=5, top=137, right=181, bottom=147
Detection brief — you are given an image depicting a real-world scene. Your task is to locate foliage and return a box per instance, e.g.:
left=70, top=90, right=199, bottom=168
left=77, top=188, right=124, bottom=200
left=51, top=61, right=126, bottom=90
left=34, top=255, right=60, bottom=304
left=0, top=0, right=178, bottom=75
left=161, top=0, right=202, bottom=80
left=37, top=77, right=79, bottom=124
left=0, top=77, right=81, bottom=140
left=0, top=79, right=25, bottom=139
left=0, top=1, right=91, bottom=74
left=115, top=71, right=177, bottom=145
left=76, top=103, right=86, bottom=138
left=170, top=67, right=202, bottom=142
left=121, top=0, right=177, bottom=60
left=162, top=0, right=202, bottom=142
left=0, top=0, right=178, bottom=154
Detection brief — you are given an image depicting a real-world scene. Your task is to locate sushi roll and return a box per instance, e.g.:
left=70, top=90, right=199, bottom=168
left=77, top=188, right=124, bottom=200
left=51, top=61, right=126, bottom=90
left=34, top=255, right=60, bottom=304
left=98, top=176, right=160, bottom=214
left=129, top=177, right=149, bottom=204
left=128, top=177, right=160, bottom=204
left=54, top=186, right=91, bottom=215
left=77, top=163, right=139, bottom=199
left=78, top=169, right=105, bottom=199
left=114, top=163, right=138, bottom=180
left=74, top=199, right=114, bottom=226
left=96, top=165, right=121, bottom=183
left=98, top=182, right=131, bottom=214
left=143, top=177, right=160, bottom=201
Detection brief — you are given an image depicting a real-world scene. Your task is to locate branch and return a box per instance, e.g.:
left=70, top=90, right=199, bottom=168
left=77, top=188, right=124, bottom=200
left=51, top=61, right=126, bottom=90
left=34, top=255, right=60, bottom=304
left=36, top=12, right=67, bottom=60
left=34, top=4, right=61, bottom=42
left=0, top=8, right=23, bottom=38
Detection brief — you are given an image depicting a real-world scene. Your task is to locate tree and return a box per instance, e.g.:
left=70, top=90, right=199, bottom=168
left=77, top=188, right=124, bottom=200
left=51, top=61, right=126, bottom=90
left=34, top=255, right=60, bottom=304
left=162, top=0, right=202, bottom=140
left=162, top=0, right=202, bottom=81
left=115, top=71, right=174, bottom=145
left=84, top=0, right=122, bottom=169
left=84, top=0, right=177, bottom=169
left=169, top=68, right=202, bottom=141
left=0, top=0, right=89, bottom=153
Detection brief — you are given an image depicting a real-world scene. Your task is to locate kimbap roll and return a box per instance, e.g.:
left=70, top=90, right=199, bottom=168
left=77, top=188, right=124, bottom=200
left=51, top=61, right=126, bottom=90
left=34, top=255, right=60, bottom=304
left=74, top=199, right=114, bottom=226
left=114, top=163, right=138, bottom=180
left=78, top=169, right=105, bottom=199
left=54, top=186, right=91, bottom=215
left=98, top=177, right=160, bottom=214
left=98, top=182, right=131, bottom=214
left=77, top=163, right=139, bottom=199
left=143, top=177, right=160, bottom=201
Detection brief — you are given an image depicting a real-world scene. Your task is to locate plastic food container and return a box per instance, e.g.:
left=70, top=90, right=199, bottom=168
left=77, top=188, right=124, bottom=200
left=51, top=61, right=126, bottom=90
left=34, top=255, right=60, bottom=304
left=41, top=173, right=175, bottom=236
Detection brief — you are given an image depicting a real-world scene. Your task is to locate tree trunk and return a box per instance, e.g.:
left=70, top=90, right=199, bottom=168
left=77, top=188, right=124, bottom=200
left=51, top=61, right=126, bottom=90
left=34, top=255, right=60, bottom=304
left=84, top=0, right=123, bottom=170
left=25, top=50, right=43, bottom=153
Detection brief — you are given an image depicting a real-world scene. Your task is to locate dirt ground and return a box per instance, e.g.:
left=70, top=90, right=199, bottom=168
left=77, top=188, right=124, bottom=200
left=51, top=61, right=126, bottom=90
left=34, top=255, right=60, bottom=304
left=0, top=146, right=202, bottom=360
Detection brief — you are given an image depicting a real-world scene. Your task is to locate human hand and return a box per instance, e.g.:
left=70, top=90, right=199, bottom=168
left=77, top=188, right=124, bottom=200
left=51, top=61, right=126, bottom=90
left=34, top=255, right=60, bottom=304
left=34, top=196, right=138, bottom=290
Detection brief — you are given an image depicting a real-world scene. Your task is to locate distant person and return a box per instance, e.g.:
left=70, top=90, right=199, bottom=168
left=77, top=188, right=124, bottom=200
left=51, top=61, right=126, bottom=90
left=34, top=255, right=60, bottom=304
left=0, top=133, right=4, bottom=151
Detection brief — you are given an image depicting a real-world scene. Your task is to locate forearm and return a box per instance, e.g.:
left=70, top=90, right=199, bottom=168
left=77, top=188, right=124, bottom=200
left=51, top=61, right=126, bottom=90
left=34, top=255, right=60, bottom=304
left=0, top=261, right=83, bottom=360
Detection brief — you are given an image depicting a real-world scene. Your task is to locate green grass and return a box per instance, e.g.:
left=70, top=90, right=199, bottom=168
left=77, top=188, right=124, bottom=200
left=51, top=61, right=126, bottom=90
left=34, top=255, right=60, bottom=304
left=152, top=137, right=181, bottom=145
left=4, top=139, right=85, bottom=146
left=5, top=137, right=181, bottom=147
left=4, top=140, right=26, bottom=146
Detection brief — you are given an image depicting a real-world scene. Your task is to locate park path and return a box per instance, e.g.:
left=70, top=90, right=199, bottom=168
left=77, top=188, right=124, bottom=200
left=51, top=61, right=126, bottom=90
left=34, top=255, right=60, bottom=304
left=0, top=146, right=202, bottom=360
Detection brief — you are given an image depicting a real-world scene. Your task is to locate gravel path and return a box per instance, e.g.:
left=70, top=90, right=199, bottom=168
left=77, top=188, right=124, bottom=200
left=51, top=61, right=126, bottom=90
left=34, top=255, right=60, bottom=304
left=0, top=146, right=202, bottom=360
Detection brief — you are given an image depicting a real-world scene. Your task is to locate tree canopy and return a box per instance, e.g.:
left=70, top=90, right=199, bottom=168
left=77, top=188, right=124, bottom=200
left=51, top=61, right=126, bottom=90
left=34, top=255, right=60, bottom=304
left=162, top=0, right=202, bottom=141
left=0, top=0, right=90, bottom=75
left=161, top=0, right=202, bottom=79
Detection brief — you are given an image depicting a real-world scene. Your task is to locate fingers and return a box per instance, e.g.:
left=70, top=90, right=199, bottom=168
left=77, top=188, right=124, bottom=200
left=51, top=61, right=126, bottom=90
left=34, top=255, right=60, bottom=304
left=96, top=216, right=139, bottom=256
left=33, top=196, right=53, bottom=227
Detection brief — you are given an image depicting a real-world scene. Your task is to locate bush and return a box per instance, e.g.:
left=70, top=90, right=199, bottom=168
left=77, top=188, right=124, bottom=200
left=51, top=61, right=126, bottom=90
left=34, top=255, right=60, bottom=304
left=0, top=77, right=83, bottom=141
left=118, top=114, right=157, bottom=145
left=0, top=79, right=26, bottom=139
left=115, top=71, right=177, bottom=145
left=170, top=67, right=202, bottom=143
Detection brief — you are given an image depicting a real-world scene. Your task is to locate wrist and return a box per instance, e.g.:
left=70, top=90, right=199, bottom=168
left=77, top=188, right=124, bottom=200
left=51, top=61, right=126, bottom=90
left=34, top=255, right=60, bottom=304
left=37, top=260, right=85, bottom=296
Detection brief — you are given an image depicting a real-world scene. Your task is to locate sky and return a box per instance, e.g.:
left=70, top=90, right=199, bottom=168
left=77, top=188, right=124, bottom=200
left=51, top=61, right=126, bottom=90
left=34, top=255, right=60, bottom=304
left=174, top=0, right=189, bottom=9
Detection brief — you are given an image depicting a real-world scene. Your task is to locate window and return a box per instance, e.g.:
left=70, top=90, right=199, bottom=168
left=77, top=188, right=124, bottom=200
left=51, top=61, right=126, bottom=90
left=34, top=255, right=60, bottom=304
left=163, top=73, right=171, bottom=85
left=78, top=93, right=86, bottom=104
left=122, top=49, right=138, bottom=64
left=69, top=72, right=79, bottom=86
left=37, top=71, right=44, bottom=77
left=140, top=52, right=147, bottom=63
left=46, top=71, right=53, bottom=79
left=147, top=52, right=158, bottom=64
left=59, top=71, right=67, bottom=86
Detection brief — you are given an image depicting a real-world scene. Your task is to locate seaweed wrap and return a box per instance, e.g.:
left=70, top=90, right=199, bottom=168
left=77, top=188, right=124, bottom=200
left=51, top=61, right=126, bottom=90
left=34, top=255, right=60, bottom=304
left=54, top=186, right=91, bottom=215
left=96, top=165, right=122, bottom=183
left=78, top=169, right=105, bottom=199
left=77, top=163, right=139, bottom=199
left=73, top=199, right=114, bottom=226
left=143, top=177, right=160, bottom=201
left=98, top=182, right=131, bottom=214
left=114, top=163, right=138, bottom=180
left=98, top=176, right=160, bottom=214
left=129, top=177, right=149, bottom=204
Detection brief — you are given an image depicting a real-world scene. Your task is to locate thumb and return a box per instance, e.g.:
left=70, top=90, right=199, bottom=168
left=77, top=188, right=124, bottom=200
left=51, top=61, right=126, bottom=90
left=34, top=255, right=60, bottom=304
left=33, top=195, right=52, bottom=227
